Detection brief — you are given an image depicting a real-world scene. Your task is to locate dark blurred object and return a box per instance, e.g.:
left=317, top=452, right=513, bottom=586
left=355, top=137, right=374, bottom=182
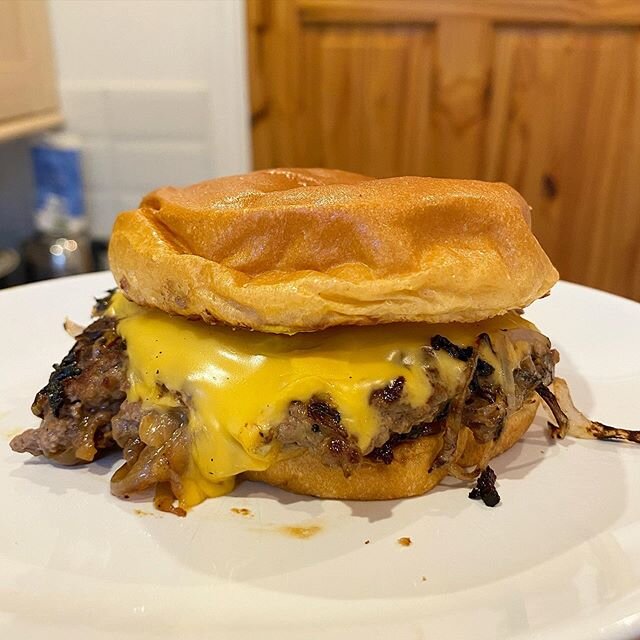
left=23, top=232, right=94, bottom=282
left=0, top=249, right=22, bottom=288
left=0, top=239, right=108, bottom=290
left=20, top=132, right=94, bottom=283
left=91, top=239, right=109, bottom=272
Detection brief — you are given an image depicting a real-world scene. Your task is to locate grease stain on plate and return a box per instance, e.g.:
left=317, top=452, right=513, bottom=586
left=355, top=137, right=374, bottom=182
left=279, top=524, right=322, bottom=539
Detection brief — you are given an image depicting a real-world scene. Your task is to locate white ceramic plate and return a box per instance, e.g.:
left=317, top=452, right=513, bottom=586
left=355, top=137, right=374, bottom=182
left=1, top=273, right=639, bottom=640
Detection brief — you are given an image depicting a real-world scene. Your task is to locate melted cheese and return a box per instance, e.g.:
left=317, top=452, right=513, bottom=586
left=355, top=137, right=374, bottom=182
left=109, top=293, right=535, bottom=507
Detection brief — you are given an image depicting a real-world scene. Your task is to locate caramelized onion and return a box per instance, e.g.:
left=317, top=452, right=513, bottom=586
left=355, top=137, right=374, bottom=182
left=154, top=483, right=186, bottom=517
left=490, top=332, right=517, bottom=414
left=503, top=328, right=551, bottom=352
left=430, top=348, right=479, bottom=471
left=448, top=461, right=480, bottom=481
left=111, top=410, right=190, bottom=503
left=63, top=317, right=85, bottom=338
left=539, top=377, right=640, bottom=444
left=139, top=408, right=187, bottom=448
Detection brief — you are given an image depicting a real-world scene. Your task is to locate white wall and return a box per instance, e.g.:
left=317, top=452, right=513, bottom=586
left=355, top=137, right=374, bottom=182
left=48, top=0, right=252, bottom=239
left=51, top=1, right=214, bottom=83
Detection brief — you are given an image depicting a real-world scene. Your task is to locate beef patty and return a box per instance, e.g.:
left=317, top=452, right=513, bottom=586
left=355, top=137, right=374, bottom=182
left=10, top=317, right=126, bottom=464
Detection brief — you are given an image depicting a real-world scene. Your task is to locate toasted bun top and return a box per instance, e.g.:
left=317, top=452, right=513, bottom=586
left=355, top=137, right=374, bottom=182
left=108, top=168, right=558, bottom=333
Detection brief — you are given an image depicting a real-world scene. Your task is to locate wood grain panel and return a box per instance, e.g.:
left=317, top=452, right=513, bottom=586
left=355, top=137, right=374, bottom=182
left=483, top=27, right=640, bottom=298
left=299, top=25, right=435, bottom=176
left=0, top=0, right=59, bottom=123
left=0, top=2, right=22, bottom=61
left=247, top=0, right=271, bottom=169
left=249, top=0, right=301, bottom=169
left=299, top=0, right=640, bottom=26
left=433, top=19, right=492, bottom=178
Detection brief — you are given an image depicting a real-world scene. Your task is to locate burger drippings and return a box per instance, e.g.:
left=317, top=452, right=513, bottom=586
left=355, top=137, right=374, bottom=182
left=468, top=466, right=500, bottom=507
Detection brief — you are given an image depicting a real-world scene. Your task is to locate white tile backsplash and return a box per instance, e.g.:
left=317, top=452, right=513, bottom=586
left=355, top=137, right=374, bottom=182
left=84, top=191, right=116, bottom=240
left=106, top=87, right=209, bottom=139
left=112, top=141, right=210, bottom=191
left=115, top=193, right=145, bottom=214
left=81, top=139, right=113, bottom=189
left=60, top=88, right=108, bottom=135
left=58, top=84, right=213, bottom=239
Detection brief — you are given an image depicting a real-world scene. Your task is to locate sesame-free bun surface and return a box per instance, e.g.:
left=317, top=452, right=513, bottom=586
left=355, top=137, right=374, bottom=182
left=243, top=396, right=538, bottom=500
left=109, top=168, right=558, bottom=333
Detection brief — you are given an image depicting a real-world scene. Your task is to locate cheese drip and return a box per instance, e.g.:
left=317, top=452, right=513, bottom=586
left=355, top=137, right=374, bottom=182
left=109, top=293, right=536, bottom=506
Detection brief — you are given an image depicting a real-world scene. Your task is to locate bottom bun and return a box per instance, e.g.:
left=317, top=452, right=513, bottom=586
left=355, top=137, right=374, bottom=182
left=243, top=396, right=539, bottom=500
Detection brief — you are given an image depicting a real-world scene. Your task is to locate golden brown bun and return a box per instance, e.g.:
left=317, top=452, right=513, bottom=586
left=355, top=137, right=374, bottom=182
left=109, top=168, right=558, bottom=333
left=243, top=397, right=538, bottom=500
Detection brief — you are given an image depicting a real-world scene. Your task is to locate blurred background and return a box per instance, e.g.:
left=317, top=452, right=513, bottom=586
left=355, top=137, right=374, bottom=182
left=0, top=0, right=639, bottom=301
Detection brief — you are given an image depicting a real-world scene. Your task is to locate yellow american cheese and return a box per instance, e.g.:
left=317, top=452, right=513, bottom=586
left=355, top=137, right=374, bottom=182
left=108, top=292, right=535, bottom=507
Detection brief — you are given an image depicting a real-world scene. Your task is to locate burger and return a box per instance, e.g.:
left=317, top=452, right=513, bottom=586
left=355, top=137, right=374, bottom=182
left=10, top=168, right=629, bottom=516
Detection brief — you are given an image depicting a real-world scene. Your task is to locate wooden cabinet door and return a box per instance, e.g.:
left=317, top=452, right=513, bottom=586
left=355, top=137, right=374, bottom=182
left=248, top=0, right=640, bottom=301
left=0, top=0, right=60, bottom=140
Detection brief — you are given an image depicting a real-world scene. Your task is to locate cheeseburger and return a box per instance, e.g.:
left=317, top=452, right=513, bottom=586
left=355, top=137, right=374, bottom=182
left=11, top=168, right=632, bottom=515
